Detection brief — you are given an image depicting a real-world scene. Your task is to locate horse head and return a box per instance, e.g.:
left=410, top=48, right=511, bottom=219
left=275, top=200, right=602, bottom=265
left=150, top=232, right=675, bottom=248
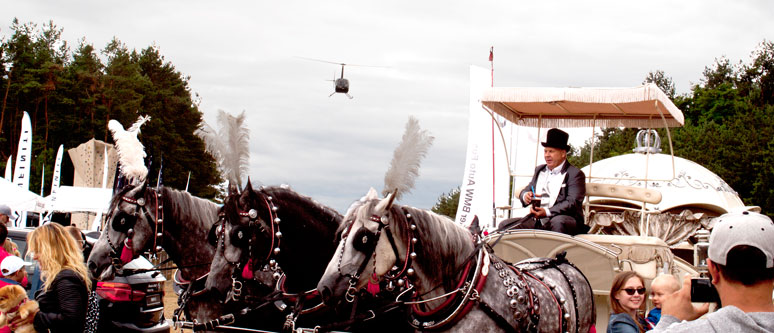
left=205, top=180, right=281, bottom=301
left=88, top=181, right=163, bottom=280
left=318, top=188, right=415, bottom=306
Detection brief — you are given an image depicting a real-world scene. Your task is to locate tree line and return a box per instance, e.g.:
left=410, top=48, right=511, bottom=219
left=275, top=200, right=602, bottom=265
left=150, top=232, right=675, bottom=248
left=0, top=19, right=221, bottom=199
left=434, top=40, right=774, bottom=219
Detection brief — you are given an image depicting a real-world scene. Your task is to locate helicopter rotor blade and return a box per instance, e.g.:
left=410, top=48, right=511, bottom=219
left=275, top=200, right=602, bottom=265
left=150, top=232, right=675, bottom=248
left=296, top=56, right=345, bottom=66
left=296, top=56, right=389, bottom=69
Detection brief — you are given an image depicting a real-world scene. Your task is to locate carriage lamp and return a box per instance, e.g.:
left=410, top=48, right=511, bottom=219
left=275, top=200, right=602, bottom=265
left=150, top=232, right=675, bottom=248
left=693, top=229, right=710, bottom=276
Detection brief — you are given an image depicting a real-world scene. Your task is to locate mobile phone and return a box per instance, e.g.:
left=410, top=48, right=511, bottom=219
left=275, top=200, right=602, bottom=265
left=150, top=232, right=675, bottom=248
left=690, top=278, right=720, bottom=303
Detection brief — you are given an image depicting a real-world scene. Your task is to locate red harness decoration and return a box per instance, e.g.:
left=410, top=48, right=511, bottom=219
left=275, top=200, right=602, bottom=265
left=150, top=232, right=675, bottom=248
left=409, top=248, right=489, bottom=330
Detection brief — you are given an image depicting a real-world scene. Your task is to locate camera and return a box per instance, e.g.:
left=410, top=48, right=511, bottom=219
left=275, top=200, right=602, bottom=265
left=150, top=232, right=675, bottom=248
left=690, top=229, right=720, bottom=304
left=690, top=277, right=720, bottom=303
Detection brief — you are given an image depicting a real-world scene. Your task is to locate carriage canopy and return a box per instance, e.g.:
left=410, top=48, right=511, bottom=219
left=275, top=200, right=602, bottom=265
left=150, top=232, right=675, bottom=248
left=481, top=83, right=684, bottom=129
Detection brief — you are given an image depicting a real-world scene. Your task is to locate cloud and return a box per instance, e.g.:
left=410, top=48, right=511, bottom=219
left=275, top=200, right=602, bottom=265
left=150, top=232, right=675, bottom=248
left=4, top=0, right=774, bottom=213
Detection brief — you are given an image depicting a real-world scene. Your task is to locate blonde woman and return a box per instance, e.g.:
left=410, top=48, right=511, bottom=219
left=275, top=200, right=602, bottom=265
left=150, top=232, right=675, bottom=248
left=11, top=223, right=90, bottom=332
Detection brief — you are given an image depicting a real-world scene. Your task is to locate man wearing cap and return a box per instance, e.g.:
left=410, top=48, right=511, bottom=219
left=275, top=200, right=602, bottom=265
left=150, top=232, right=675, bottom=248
left=651, top=211, right=774, bottom=332
left=498, top=128, right=587, bottom=235
left=0, top=256, right=29, bottom=288
left=0, top=205, right=10, bottom=226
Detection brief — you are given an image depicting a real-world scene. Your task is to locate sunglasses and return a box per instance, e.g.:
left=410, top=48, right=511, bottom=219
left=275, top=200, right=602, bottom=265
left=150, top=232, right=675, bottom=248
left=622, top=287, right=647, bottom=295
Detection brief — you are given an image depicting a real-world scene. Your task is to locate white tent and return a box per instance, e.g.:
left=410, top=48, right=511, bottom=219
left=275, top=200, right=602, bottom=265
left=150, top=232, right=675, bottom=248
left=44, top=186, right=113, bottom=214
left=0, top=177, right=43, bottom=213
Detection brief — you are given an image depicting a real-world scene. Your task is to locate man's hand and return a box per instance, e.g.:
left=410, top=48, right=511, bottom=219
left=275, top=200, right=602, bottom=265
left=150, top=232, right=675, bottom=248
left=523, top=191, right=533, bottom=205
left=530, top=205, right=547, bottom=218
left=661, top=275, right=710, bottom=321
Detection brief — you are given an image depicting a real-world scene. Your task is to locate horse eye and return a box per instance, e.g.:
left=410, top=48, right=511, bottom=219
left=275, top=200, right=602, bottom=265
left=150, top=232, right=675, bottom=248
left=352, top=228, right=377, bottom=253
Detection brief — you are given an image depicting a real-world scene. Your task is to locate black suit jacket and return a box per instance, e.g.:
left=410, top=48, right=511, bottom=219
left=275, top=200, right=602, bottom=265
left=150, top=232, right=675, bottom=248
left=519, top=161, right=586, bottom=224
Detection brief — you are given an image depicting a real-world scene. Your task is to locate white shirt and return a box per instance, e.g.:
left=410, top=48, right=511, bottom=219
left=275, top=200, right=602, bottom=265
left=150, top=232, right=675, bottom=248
left=525, top=160, right=566, bottom=217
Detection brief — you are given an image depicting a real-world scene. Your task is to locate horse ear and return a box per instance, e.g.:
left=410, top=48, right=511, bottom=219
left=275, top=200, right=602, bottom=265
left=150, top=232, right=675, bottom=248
left=364, top=188, right=379, bottom=201
left=245, top=178, right=253, bottom=192
left=468, top=216, right=481, bottom=236
left=127, top=181, right=147, bottom=197
left=228, top=181, right=239, bottom=196
left=375, top=189, right=398, bottom=214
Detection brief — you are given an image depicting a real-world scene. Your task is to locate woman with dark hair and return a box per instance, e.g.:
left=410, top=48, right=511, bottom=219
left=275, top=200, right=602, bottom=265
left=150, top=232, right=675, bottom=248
left=608, top=271, right=651, bottom=333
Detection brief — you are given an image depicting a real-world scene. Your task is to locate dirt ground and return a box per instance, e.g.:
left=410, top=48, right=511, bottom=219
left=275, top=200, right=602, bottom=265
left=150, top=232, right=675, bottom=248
left=163, top=280, right=191, bottom=332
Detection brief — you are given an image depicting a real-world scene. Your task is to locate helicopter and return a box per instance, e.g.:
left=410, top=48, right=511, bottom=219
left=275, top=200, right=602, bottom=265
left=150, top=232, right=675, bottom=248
left=299, top=57, right=385, bottom=99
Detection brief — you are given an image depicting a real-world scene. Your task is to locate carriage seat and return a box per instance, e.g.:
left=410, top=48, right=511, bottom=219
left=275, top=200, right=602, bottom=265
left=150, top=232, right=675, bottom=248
left=583, top=183, right=662, bottom=228
left=584, top=183, right=662, bottom=205
left=575, top=234, right=672, bottom=280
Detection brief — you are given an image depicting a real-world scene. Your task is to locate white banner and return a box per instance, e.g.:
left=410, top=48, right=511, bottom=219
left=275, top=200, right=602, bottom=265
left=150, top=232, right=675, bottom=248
left=12, top=112, right=32, bottom=190
left=3, top=155, right=11, bottom=180
left=101, top=146, right=109, bottom=188
left=455, top=66, right=511, bottom=229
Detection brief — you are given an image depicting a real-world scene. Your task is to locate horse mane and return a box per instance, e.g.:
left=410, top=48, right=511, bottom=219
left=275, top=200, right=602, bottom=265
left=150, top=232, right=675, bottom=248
left=391, top=205, right=474, bottom=289
left=159, top=187, right=220, bottom=227
left=263, top=186, right=342, bottom=221
left=347, top=200, right=474, bottom=290
left=226, top=185, right=343, bottom=231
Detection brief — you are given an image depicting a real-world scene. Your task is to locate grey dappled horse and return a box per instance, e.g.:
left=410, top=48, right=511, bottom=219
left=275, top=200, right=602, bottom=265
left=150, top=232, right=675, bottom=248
left=87, top=183, right=222, bottom=326
left=317, top=188, right=596, bottom=332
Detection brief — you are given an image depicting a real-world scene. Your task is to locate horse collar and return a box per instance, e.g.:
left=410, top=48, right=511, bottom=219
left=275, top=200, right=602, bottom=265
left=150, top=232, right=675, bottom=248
left=408, top=247, right=489, bottom=331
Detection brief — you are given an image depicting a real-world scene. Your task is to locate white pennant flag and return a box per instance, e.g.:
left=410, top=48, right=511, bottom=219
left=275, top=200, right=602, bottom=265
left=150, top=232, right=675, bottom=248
left=13, top=112, right=32, bottom=190
left=455, top=66, right=511, bottom=229
left=3, top=155, right=11, bottom=180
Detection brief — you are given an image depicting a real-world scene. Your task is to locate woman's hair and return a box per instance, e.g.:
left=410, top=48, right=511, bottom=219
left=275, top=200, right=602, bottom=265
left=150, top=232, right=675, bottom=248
left=610, top=271, right=645, bottom=332
left=27, top=223, right=91, bottom=291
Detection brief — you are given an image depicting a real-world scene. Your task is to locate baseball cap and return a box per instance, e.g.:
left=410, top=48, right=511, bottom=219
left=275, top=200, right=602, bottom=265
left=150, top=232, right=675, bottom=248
left=0, top=204, right=11, bottom=216
left=709, top=211, right=774, bottom=268
left=0, top=256, right=30, bottom=276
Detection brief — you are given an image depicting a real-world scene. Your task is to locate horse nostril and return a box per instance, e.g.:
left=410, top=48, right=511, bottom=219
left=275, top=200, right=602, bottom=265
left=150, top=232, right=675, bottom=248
left=87, top=261, right=97, bottom=272
left=320, top=286, right=332, bottom=303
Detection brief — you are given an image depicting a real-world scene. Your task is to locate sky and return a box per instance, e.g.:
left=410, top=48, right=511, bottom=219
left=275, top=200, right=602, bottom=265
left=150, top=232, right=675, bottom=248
left=3, top=0, right=773, bottom=213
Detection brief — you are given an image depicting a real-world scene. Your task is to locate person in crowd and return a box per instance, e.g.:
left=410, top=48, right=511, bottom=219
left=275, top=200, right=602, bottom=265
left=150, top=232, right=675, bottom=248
left=9, top=223, right=90, bottom=332
left=65, top=225, right=92, bottom=261
left=497, top=128, right=588, bottom=235
left=0, top=255, right=29, bottom=288
left=0, top=223, right=9, bottom=261
left=0, top=206, right=20, bottom=258
left=0, top=205, right=10, bottom=226
left=646, top=274, right=681, bottom=326
left=651, top=211, right=774, bottom=332
left=608, top=271, right=651, bottom=333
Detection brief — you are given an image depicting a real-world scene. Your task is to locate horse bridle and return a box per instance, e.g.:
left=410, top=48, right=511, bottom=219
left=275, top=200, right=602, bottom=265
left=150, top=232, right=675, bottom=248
left=213, top=191, right=284, bottom=301
left=106, top=187, right=165, bottom=271
left=336, top=207, right=418, bottom=303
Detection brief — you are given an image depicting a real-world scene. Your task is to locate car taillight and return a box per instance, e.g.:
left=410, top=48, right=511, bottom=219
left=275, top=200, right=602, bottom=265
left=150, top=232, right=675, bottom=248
left=96, top=282, right=146, bottom=302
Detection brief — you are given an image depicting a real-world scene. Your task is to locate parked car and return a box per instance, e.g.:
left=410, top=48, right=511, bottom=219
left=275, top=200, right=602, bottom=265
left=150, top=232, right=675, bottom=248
left=7, top=227, right=170, bottom=333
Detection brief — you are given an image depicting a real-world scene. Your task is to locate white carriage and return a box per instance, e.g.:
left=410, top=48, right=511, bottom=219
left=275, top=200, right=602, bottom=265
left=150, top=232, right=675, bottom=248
left=458, top=67, right=754, bottom=331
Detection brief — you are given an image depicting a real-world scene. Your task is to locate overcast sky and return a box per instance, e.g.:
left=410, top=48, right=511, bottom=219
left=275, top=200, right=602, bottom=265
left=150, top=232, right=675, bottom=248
left=4, top=0, right=773, bottom=213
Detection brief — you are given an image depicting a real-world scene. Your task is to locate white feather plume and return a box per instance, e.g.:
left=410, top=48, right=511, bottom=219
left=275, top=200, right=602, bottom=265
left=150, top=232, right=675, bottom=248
left=195, top=110, right=250, bottom=188
left=109, top=116, right=150, bottom=184
left=382, top=116, right=434, bottom=201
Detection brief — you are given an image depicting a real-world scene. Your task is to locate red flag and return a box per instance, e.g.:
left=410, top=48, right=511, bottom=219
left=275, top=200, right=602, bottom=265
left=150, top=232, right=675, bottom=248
left=489, top=47, right=493, bottom=62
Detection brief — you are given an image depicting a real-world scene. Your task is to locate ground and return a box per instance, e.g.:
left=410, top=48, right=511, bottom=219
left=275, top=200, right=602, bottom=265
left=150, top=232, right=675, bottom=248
left=163, top=280, right=191, bottom=332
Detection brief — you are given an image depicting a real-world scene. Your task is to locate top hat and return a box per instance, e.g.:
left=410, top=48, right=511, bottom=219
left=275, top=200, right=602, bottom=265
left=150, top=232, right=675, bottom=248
left=541, top=128, right=570, bottom=151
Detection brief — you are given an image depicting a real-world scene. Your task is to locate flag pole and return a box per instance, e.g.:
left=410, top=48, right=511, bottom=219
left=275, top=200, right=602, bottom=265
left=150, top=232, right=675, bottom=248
left=489, top=46, right=496, bottom=229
